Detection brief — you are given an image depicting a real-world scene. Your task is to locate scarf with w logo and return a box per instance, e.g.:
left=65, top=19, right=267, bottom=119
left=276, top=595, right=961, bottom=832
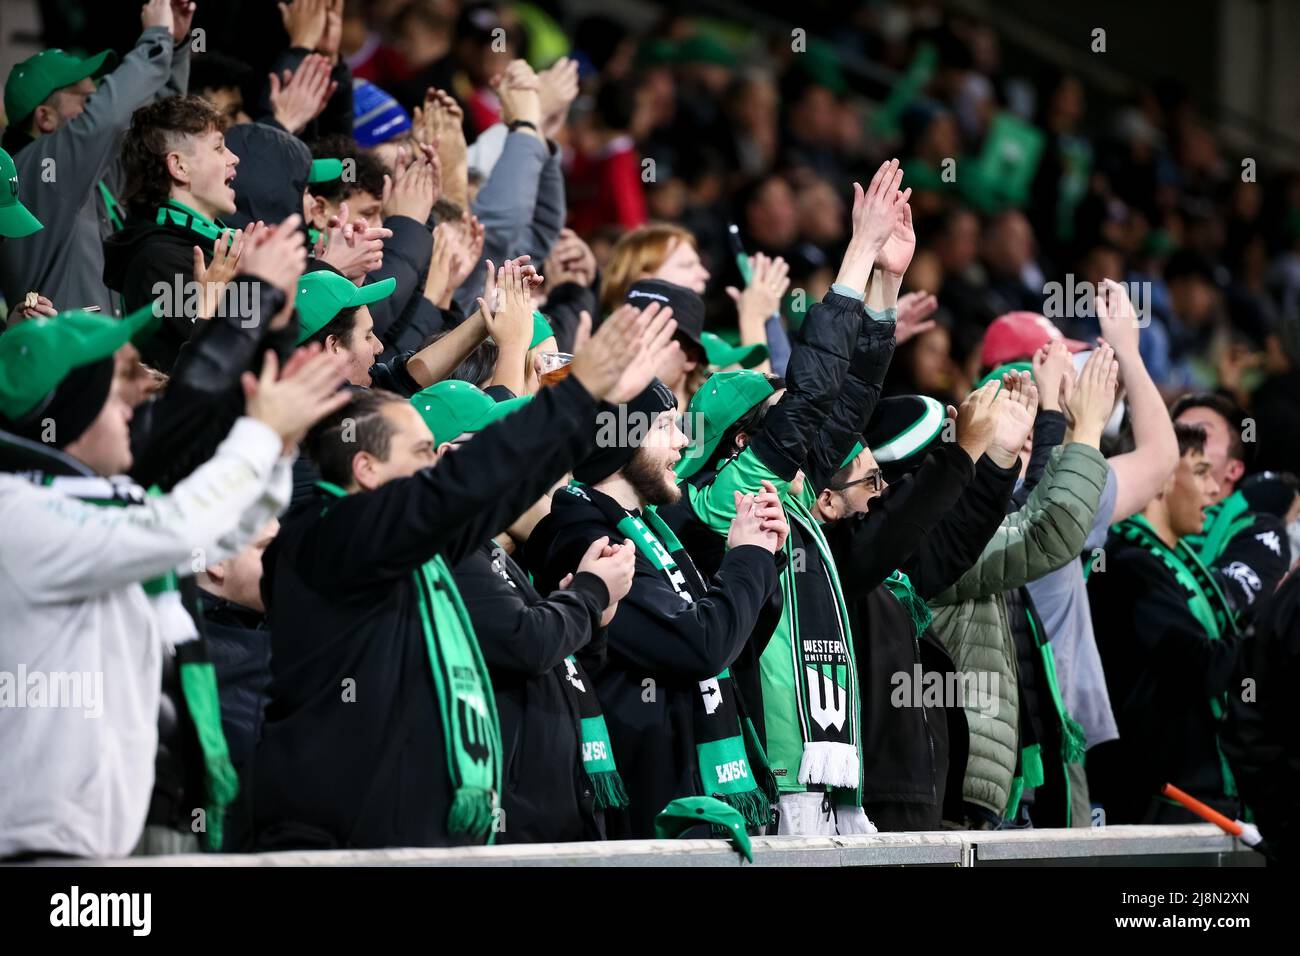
left=565, top=483, right=778, bottom=827
left=772, top=494, right=862, bottom=792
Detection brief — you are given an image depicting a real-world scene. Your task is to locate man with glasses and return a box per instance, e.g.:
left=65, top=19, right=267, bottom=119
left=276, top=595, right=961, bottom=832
left=812, top=385, right=1035, bottom=830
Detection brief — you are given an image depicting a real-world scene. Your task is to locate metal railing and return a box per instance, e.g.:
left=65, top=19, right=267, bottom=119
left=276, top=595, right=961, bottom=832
left=37, top=824, right=1263, bottom=867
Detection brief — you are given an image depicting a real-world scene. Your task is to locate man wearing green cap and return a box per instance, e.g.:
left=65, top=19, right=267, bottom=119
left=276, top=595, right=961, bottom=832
left=251, top=302, right=670, bottom=849
left=0, top=0, right=195, bottom=316
left=0, top=303, right=350, bottom=859
left=410, top=380, right=639, bottom=842
left=303, top=135, right=447, bottom=354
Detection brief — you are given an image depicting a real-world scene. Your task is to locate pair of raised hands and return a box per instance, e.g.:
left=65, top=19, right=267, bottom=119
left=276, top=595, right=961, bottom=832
left=313, top=200, right=393, bottom=282
left=559, top=536, right=636, bottom=627
left=192, top=215, right=309, bottom=328
left=950, top=373, right=1040, bottom=467
left=952, top=343, right=1120, bottom=466
left=838, top=159, right=914, bottom=292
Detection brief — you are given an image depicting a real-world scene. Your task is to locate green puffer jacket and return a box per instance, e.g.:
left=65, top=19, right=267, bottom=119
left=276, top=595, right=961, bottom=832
left=928, top=443, right=1108, bottom=817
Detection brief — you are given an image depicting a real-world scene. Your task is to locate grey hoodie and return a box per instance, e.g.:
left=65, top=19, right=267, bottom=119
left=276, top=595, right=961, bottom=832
left=0, top=27, right=188, bottom=315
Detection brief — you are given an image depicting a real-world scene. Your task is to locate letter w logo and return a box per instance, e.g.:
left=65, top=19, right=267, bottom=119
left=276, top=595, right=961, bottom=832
left=806, top=666, right=846, bottom=731
left=458, top=697, right=492, bottom=765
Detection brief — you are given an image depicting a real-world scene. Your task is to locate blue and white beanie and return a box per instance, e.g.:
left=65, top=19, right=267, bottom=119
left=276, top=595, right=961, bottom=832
left=352, top=78, right=412, bottom=147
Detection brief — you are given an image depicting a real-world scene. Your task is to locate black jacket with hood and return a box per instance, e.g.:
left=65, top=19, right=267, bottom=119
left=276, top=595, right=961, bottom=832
left=253, top=374, right=600, bottom=849
left=103, top=200, right=226, bottom=371
left=1222, top=569, right=1300, bottom=864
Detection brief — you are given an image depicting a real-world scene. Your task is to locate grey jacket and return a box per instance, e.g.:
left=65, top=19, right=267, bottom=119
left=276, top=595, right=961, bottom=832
left=0, top=27, right=188, bottom=315
left=454, top=128, right=565, bottom=313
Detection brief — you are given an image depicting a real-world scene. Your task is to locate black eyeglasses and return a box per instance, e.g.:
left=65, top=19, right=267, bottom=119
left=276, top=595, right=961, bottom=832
left=834, top=468, right=885, bottom=494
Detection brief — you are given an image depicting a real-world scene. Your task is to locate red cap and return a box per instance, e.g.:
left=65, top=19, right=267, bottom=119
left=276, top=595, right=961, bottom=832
left=980, top=312, right=1089, bottom=368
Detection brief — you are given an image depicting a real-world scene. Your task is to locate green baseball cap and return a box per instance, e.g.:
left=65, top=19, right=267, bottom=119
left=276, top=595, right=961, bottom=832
left=530, top=311, right=554, bottom=349
left=974, top=360, right=1033, bottom=390
left=701, top=331, right=767, bottom=370
left=674, top=369, right=777, bottom=480
left=654, top=796, right=753, bottom=863
left=0, top=147, right=42, bottom=238
left=409, top=379, right=531, bottom=446
left=307, top=158, right=344, bottom=184
left=295, top=270, right=396, bottom=343
left=0, top=304, right=160, bottom=420
left=4, top=48, right=117, bottom=128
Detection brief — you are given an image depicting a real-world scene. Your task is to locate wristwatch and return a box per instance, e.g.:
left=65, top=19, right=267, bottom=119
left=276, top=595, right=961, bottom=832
left=507, top=119, right=538, bottom=133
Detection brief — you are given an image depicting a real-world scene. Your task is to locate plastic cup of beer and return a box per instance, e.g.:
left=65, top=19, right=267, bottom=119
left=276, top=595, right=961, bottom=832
left=538, top=351, right=573, bottom=386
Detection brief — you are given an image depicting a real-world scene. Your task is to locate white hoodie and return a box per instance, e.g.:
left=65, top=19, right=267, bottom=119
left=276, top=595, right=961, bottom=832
left=0, top=418, right=292, bottom=859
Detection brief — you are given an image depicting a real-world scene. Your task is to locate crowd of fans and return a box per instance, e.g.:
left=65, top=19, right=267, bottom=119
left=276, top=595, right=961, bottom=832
left=0, top=0, right=1298, bottom=862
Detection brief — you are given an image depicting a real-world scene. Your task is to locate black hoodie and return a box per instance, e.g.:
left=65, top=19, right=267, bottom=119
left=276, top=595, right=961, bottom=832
left=103, top=202, right=216, bottom=371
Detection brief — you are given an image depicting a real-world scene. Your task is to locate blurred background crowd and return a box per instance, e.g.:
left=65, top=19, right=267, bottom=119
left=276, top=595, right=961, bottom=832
left=3, top=0, right=1299, bottom=469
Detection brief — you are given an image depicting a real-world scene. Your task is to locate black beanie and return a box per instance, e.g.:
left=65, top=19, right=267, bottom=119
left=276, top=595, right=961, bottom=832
left=573, top=379, right=677, bottom=484
left=0, top=356, right=114, bottom=449
left=862, top=394, right=948, bottom=484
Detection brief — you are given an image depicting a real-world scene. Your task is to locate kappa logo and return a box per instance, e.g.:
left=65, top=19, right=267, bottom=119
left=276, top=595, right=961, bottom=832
left=1255, top=531, right=1282, bottom=556
left=1223, top=561, right=1262, bottom=602
left=699, top=677, right=722, bottom=715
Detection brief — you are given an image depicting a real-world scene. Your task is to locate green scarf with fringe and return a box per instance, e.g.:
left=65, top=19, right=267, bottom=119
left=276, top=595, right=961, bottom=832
left=563, top=655, right=629, bottom=810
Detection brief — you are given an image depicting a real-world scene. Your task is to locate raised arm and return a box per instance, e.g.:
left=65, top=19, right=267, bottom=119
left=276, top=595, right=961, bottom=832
left=1096, top=278, right=1179, bottom=523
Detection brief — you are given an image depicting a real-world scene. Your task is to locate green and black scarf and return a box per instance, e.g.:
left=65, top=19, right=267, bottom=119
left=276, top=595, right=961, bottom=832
left=561, top=655, right=628, bottom=810
left=1115, top=515, right=1239, bottom=798
left=321, top=482, right=503, bottom=841
left=564, top=482, right=778, bottom=827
